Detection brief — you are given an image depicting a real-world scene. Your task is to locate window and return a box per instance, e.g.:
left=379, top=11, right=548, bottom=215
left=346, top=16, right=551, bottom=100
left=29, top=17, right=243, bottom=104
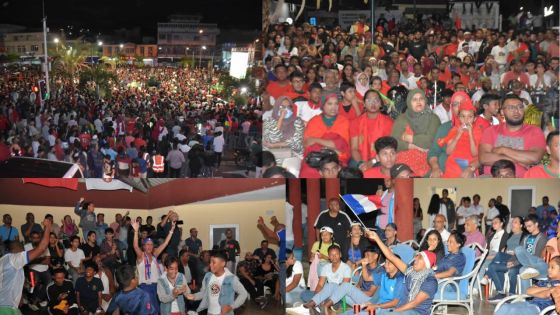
left=31, top=45, right=39, bottom=52
left=140, top=47, right=145, bottom=55
left=508, top=186, right=536, bottom=217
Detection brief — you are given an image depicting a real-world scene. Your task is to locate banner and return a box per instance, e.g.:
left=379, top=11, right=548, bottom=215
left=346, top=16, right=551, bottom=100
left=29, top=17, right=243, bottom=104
left=449, top=1, right=500, bottom=29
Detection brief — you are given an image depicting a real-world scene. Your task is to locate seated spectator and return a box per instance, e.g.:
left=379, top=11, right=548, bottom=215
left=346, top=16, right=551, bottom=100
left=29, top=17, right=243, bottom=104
left=106, top=265, right=158, bottom=314
left=253, top=240, right=277, bottom=262
left=525, top=130, right=559, bottom=178
left=463, top=215, right=487, bottom=256
left=318, top=151, right=342, bottom=179
left=494, top=257, right=560, bottom=315
left=157, top=256, right=191, bottom=315
left=81, top=231, right=100, bottom=263
left=99, top=227, right=121, bottom=274
left=47, top=268, right=79, bottom=315
left=285, top=249, right=306, bottom=306
left=255, top=254, right=279, bottom=297
left=481, top=216, right=525, bottom=290
left=310, top=226, right=339, bottom=268
left=61, top=215, right=79, bottom=247
left=438, top=92, right=482, bottom=178
left=479, top=94, right=546, bottom=178
left=419, top=229, right=446, bottom=262
left=363, top=136, right=398, bottom=178
left=344, top=223, right=372, bottom=270
left=300, top=94, right=350, bottom=177
left=349, top=89, right=394, bottom=171
left=302, top=245, right=352, bottom=306
left=491, top=159, right=517, bottom=178
left=65, top=236, right=85, bottom=285
left=262, top=96, right=305, bottom=163
left=75, top=261, right=104, bottom=314
left=391, top=89, right=440, bottom=177
left=237, top=256, right=265, bottom=306
left=297, top=82, right=323, bottom=124
left=434, top=231, right=466, bottom=280
left=384, top=223, right=400, bottom=247
left=365, top=230, right=438, bottom=315
left=48, top=232, right=65, bottom=270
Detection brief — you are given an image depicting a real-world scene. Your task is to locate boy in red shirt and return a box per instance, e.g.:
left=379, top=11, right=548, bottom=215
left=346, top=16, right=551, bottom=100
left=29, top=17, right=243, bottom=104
left=363, top=136, right=398, bottom=178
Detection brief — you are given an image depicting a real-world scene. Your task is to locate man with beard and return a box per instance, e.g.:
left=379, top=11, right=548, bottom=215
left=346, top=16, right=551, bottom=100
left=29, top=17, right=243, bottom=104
left=479, top=94, right=546, bottom=177
left=471, top=78, right=493, bottom=107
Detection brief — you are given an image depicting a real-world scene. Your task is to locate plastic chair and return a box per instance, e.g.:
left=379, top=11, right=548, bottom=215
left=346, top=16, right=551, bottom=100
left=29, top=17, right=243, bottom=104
left=401, top=239, right=419, bottom=249
left=539, top=305, right=558, bottom=315
left=391, top=244, right=416, bottom=265
left=431, top=246, right=489, bottom=315
left=351, top=266, right=362, bottom=285
left=494, top=294, right=531, bottom=313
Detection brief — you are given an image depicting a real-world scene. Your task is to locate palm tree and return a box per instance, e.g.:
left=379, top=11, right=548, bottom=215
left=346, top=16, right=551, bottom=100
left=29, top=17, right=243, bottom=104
left=50, top=41, right=90, bottom=81
left=79, top=66, right=118, bottom=100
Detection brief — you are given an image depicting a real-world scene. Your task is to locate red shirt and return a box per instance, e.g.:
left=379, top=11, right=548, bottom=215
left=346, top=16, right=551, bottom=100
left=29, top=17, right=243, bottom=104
left=480, top=124, right=546, bottom=177
left=266, top=81, right=292, bottom=99
left=363, top=166, right=390, bottom=179
left=524, top=165, right=558, bottom=178
left=501, top=71, right=530, bottom=87
left=338, top=102, right=363, bottom=121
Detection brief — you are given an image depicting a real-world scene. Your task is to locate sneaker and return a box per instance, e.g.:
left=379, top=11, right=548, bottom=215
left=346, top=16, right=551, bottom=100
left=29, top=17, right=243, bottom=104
left=520, top=267, right=540, bottom=280
left=39, top=301, right=48, bottom=308
left=479, top=277, right=489, bottom=285
left=286, top=305, right=309, bottom=315
left=489, top=293, right=507, bottom=304
left=472, top=287, right=479, bottom=296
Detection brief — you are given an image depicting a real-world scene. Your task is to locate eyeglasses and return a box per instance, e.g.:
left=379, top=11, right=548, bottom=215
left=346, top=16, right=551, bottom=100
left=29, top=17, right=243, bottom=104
left=365, top=98, right=381, bottom=104
left=503, top=104, right=524, bottom=112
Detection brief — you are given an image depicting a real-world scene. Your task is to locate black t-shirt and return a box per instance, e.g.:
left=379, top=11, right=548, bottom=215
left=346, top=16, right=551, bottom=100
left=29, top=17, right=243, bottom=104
left=163, top=222, right=181, bottom=256
left=80, top=243, right=100, bottom=260
left=47, top=280, right=77, bottom=312
left=75, top=277, right=103, bottom=312
left=141, top=224, right=156, bottom=237
left=252, top=248, right=277, bottom=262
left=408, top=40, right=427, bottom=60
left=219, top=239, right=240, bottom=262
left=314, top=211, right=352, bottom=252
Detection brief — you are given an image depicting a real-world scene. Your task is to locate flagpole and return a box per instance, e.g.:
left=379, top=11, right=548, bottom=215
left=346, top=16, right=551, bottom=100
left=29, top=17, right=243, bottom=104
left=338, top=194, right=375, bottom=231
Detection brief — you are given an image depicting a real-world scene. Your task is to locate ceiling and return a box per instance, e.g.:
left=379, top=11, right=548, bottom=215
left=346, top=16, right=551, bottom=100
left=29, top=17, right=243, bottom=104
left=0, top=179, right=285, bottom=210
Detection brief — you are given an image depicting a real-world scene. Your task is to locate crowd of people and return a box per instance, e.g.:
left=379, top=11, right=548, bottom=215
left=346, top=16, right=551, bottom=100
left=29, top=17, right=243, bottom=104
left=0, top=65, right=261, bottom=178
left=285, top=191, right=560, bottom=315
left=0, top=198, right=287, bottom=314
left=261, top=16, right=559, bottom=179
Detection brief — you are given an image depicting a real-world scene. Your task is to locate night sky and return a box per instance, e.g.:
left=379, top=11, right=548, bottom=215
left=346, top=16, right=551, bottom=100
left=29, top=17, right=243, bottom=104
left=0, top=0, right=261, bottom=35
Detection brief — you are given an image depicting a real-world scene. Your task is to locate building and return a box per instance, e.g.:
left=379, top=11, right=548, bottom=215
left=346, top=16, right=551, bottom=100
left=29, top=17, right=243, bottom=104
left=2, top=32, right=50, bottom=57
left=157, top=15, right=219, bottom=63
left=0, top=24, right=26, bottom=54
left=102, top=43, right=158, bottom=59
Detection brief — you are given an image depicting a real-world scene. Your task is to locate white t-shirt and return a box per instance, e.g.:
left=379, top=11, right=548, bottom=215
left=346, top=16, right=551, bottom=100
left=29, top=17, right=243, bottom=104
left=286, top=260, right=306, bottom=288
left=490, top=45, right=509, bottom=65
left=64, top=248, right=85, bottom=269
left=24, top=243, right=50, bottom=272
left=406, top=75, right=423, bottom=90
left=164, top=274, right=181, bottom=312
left=0, top=251, right=29, bottom=308
left=320, top=262, right=352, bottom=284
left=529, top=73, right=553, bottom=89
left=208, top=272, right=226, bottom=314
left=489, top=229, right=505, bottom=254
left=213, top=136, right=225, bottom=153
left=485, top=207, right=501, bottom=225
left=433, top=104, right=452, bottom=124
left=439, top=229, right=451, bottom=244
left=456, top=206, right=482, bottom=225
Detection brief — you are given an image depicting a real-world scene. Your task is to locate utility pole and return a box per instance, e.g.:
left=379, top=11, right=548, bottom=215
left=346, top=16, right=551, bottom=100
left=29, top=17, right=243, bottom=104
left=42, top=0, right=50, bottom=97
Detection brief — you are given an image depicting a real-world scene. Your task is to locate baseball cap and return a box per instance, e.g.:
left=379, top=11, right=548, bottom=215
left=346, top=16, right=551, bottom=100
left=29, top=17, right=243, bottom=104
left=319, top=226, right=334, bottom=234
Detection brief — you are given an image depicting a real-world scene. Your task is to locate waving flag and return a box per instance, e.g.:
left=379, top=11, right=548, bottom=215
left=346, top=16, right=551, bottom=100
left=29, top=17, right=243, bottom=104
left=341, top=194, right=382, bottom=216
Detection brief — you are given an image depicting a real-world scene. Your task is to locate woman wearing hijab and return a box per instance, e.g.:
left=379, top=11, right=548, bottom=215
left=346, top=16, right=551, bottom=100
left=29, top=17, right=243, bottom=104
left=299, top=93, right=350, bottom=178
left=262, top=96, right=305, bottom=164
left=391, top=89, right=440, bottom=177
left=355, top=72, right=371, bottom=100
left=437, top=91, right=482, bottom=178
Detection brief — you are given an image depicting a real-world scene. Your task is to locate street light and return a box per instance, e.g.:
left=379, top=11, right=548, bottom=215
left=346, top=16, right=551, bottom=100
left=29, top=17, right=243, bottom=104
left=199, top=29, right=203, bottom=34
left=53, top=38, right=59, bottom=44
left=199, top=46, right=207, bottom=68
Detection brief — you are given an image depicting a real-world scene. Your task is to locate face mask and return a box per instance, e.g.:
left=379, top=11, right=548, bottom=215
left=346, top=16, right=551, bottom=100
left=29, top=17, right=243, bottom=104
left=284, top=108, right=293, bottom=119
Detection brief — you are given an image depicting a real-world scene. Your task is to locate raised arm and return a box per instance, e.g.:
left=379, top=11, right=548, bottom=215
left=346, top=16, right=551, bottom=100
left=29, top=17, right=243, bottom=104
left=28, top=219, right=52, bottom=262
left=154, top=221, right=176, bottom=257
left=131, top=220, right=144, bottom=261
left=365, top=230, right=407, bottom=273
left=74, top=197, right=85, bottom=215
left=257, top=217, right=279, bottom=244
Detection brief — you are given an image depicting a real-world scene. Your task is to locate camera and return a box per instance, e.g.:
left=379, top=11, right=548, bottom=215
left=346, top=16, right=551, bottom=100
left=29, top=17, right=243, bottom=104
left=305, top=149, right=338, bottom=169
left=176, top=220, right=184, bottom=225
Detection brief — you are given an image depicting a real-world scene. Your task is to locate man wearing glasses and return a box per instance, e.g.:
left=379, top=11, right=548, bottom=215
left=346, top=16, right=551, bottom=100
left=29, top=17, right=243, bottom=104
left=479, top=94, right=546, bottom=177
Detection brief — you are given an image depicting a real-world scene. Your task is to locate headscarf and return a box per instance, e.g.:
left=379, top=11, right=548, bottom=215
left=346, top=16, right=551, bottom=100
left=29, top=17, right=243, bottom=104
left=404, top=89, right=433, bottom=134
left=355, top=72, right=370, bottom=97
left=271, top=96, right=297, bottom=139
left=438, top=92, right=477, bottom=147
left=449, top=91, right=472, bottom=127
left=406, top=265, right=435, bottom=303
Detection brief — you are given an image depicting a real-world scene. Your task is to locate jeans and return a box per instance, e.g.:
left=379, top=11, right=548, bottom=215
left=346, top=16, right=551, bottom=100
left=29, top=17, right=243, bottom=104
left=486, top=252, right=512, bottom=293
left=494, top=302, right=540, bottom=315
left=286, top=286, right=304, bottom=305
left=328, top=282, right=373, bottom=305
left=169, top=167, right=181, bottom=178
left=311, top=283, right=340, bottom=305
left=515, top=246, right=549, bottom=294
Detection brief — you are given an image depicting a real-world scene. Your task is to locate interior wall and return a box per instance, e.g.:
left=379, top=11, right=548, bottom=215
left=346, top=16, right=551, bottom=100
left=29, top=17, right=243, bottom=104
left=0, top=198, right=285, bottom=255
left=414, top=179, right=560, bottom=228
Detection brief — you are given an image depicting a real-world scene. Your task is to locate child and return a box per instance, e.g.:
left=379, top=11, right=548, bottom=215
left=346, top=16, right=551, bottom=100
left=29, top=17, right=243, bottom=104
left=75, top=261, right=103, bottom=314
left=105, top=265, right=158, bottom=315
left=363, top=136, right=398, bottom=178
left=494, top=256, right=560, bottom=315
left=438, top=92, right=482, bottom=178
left=47, top=268, right=79, bottom=315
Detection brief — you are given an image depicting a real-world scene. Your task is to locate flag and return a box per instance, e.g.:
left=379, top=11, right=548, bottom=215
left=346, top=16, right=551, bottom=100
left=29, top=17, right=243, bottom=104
left=341, top=194, right=382, bottom=215
left=23, top=178, right=79, bottom=190
left=85, top=179, right=133, bottom=192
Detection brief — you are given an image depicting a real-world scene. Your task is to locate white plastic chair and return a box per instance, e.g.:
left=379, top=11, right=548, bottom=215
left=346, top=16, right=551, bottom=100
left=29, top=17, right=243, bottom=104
left=431, top=246, right=489, bottom=315
left=495, top=295, right=558, bottom=315
left=401, top=239, right=419, bottom=249
left=351, top=266, right=362, bottom=285
left=539, top=305, right=558, bottom=315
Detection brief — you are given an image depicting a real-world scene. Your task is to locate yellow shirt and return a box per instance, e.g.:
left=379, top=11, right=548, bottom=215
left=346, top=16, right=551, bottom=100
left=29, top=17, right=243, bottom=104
left=311, top=241, right=340, bottom=262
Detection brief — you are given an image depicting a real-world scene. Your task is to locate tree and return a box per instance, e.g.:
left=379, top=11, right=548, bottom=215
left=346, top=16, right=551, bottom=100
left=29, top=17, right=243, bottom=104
left=50, top=42, right=90, bottom=81
left=79, top=66, right=118, bottom=100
